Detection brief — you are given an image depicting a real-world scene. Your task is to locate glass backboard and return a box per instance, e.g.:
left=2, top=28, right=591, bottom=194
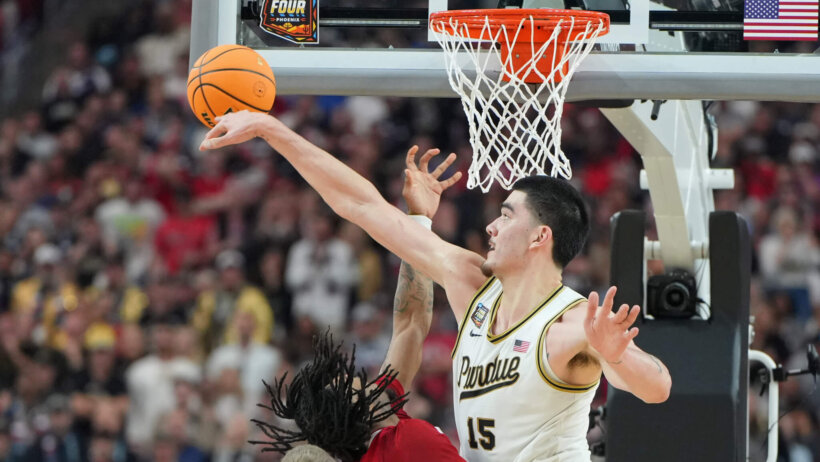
left=190, top=0, right=820, bottom=102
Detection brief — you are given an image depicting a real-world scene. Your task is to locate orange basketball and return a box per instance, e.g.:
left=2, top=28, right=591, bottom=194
left=187, top=45, right=276, bottom=128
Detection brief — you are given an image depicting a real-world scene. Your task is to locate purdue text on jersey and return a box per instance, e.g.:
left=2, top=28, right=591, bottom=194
left=457, top=354, right=520, bottom=400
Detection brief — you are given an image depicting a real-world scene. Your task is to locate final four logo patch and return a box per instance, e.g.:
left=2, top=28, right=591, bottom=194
left=260, top=0, right=319, bottom=44
left=471, top=303, right=489, bottom=328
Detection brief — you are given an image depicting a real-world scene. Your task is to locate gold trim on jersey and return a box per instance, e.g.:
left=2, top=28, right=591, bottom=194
left=485, top=284, right=565, bottom=344
left=536, top=298, right=600, bottom=393
left=451, top=277, right=497, bottom=359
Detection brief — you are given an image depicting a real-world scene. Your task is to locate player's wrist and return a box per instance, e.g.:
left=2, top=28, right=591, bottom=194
left=408, top=214, right=433, bottom=230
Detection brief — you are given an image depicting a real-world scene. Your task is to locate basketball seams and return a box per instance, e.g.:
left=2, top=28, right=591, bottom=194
left=200, top=84, right=271, bottom=113
left=195, top=46, right=246, bottom=70
left=188, top=45, right=276, bottom=128
left=197, top=49, right=218, bottom=127
left=186, top=68, right=276, bottom=89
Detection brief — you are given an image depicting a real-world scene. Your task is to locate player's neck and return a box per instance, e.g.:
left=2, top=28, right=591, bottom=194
left=371, top=415, right=400, bottom=432
left=494, top=265, right=562, bottom=332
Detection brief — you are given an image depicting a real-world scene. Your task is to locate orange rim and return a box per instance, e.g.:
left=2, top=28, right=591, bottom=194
left=429, top=8, right=610, bottom=42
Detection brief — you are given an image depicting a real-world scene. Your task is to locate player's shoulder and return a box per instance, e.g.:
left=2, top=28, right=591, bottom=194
left=554, top=288, right=588, bottom=323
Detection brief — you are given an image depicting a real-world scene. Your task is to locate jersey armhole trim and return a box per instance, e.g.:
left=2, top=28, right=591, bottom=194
left=451, top=276, right=496, bottom=359
left=536, top=298, right=599, bottom=393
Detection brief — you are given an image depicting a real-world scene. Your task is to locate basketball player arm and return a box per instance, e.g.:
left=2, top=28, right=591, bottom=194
left=596, top=342, right=671, bottom=404
left=382, top=146, right=455, bottom=386
left=584, top=288, right=672, bottom=404
left=200, top=112, right=486, bottom=316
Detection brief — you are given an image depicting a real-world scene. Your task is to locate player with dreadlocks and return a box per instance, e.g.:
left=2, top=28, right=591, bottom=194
left=251, top=146, right=465, bottom=462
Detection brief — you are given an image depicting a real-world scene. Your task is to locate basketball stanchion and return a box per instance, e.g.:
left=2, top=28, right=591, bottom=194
left=429, top=9, right=609, bottom=191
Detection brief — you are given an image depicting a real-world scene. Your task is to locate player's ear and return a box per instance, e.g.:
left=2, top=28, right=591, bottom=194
left=530, top=224, right=552, bottom=249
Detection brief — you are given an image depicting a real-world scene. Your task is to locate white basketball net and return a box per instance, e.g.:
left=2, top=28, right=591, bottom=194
left=432, top=12, right=607, bottom=191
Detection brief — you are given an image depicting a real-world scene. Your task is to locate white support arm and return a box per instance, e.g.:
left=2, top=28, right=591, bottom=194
left=749, top=349, right=779, bottom=462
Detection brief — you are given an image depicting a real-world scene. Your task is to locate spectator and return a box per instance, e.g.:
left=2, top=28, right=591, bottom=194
left=88, top=398, right=129, bottom=462
left=69, top=323, right=128, bottom=416
left=95, top=178, right=165, bottom=284
left=134, top=3, right=190, bottom=78
left=338, top=222, right=383, bottom=303
left=286, top=209, right=357, bottom=334
left=15, top=112, right=56, bottom=161
left=11, top=243, right=78, bottom=347
left=211, top=414, right=253, bottom=462
left=206, top=309, right=284, bottom=416
left=345, top=301, right=389, bottom=376
left=42, top=42, right=111, bottom=105
left=193, top=249, right=273, bottom=352
left=759, top=207, right=820, bottom=320
left=257, top=246, right=292, bottom=339
left=124, top=311, right=197, bottom=456
left=97, top=254, right=149, bottom=324
left=153, top=188, right=216, bottom=275
left=22, top=394, right=83, bottom=462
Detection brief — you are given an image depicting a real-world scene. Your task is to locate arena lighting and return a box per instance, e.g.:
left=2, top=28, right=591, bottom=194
left=646, top=269, right=698, bottom=319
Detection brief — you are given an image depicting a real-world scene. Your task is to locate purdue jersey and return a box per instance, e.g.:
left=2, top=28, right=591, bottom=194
left=451, top=277, right=598, bottom=462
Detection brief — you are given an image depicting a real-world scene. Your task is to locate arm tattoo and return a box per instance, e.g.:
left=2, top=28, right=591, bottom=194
left=649, top=354, right=663, bottom=374
left=393, top=262, right=434, bottom=314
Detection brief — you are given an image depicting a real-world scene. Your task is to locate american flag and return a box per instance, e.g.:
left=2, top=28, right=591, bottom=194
left=744, top=0, right=818, bottom=41
left=513, top=339, right=530, bottom=353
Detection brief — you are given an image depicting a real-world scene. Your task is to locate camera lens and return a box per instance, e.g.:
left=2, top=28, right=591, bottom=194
left=661, top=282, right=690, bottom=312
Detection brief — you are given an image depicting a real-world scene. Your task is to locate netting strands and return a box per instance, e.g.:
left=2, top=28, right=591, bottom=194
left=430, top=9, right=609, bottom=191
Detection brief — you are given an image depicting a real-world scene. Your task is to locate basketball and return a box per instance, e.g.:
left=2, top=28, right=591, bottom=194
left=187, top=44, right=276, bottom=128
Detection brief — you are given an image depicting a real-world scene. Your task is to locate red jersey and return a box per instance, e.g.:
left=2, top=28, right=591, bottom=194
left=360, top=380, right=464, bottom=462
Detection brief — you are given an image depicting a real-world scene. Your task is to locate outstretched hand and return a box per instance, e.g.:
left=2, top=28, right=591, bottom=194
left=584, top=287, right=641, bottom=364
left=199, top=110, right=270, bottom=151
left=402, top=146, right=463, bottom=219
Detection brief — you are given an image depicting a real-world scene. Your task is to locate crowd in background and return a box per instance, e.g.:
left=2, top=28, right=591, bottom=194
left=0, top=0, right=819, bottom=461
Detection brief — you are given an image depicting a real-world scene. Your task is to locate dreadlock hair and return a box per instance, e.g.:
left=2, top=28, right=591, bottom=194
left=250, top=331, right=409, bottom=461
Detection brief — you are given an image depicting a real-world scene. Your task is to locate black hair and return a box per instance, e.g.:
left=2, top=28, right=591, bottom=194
left=250, top=332, right=408, bottom=461
left=511, top=175, right=590, bottom=268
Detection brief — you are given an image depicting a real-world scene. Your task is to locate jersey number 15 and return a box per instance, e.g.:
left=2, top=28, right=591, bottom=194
left=466, top=417, right=496, bottom=450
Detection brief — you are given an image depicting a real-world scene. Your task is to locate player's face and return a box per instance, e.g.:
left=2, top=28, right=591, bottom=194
left=482, top=190, right=538, bottom=276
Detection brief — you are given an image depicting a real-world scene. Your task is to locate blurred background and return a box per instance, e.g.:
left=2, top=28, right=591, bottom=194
left=1, top=0, right=820, bottom=461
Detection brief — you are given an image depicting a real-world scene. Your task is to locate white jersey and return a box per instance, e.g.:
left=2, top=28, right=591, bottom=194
left=451, top=277, right=598, bottom=462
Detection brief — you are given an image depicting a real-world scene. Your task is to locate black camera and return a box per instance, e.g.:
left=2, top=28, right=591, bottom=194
left=647, top=269, right=698, bottom=319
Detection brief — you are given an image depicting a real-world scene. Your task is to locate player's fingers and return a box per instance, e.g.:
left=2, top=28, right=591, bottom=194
left=585, top=292, right=598, bottom=328
left=602, top=286, right=617, bottom=312
left=418, top=148, right=440, bottom=173
left=624, top=327, right=640, bottom=341
left=200, top=124, right=229, bottom=150
left=612, top=304, right=629, bottom=323
left=431, top=152, right=458, bottom=179
left=625, top=305, right=641, bottom=326
left=204, top=120, right=228, bottom=139
left=439, top=171, right=463, bottom=190
left=406, top=145, right=419, bottom=169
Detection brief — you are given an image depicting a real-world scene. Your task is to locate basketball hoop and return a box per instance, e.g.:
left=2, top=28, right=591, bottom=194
left=430, top=9, right=609, bottom=191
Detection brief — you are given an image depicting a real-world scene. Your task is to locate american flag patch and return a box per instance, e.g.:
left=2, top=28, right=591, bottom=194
left=513, top=339, right=530, bottom=353
left=744, top=0, right=819, bottom=41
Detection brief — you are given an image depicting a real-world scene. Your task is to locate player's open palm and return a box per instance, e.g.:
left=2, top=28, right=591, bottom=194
left=403, top=145, right=462, bottom=219
left=584, top=287, right=641, bottom=363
